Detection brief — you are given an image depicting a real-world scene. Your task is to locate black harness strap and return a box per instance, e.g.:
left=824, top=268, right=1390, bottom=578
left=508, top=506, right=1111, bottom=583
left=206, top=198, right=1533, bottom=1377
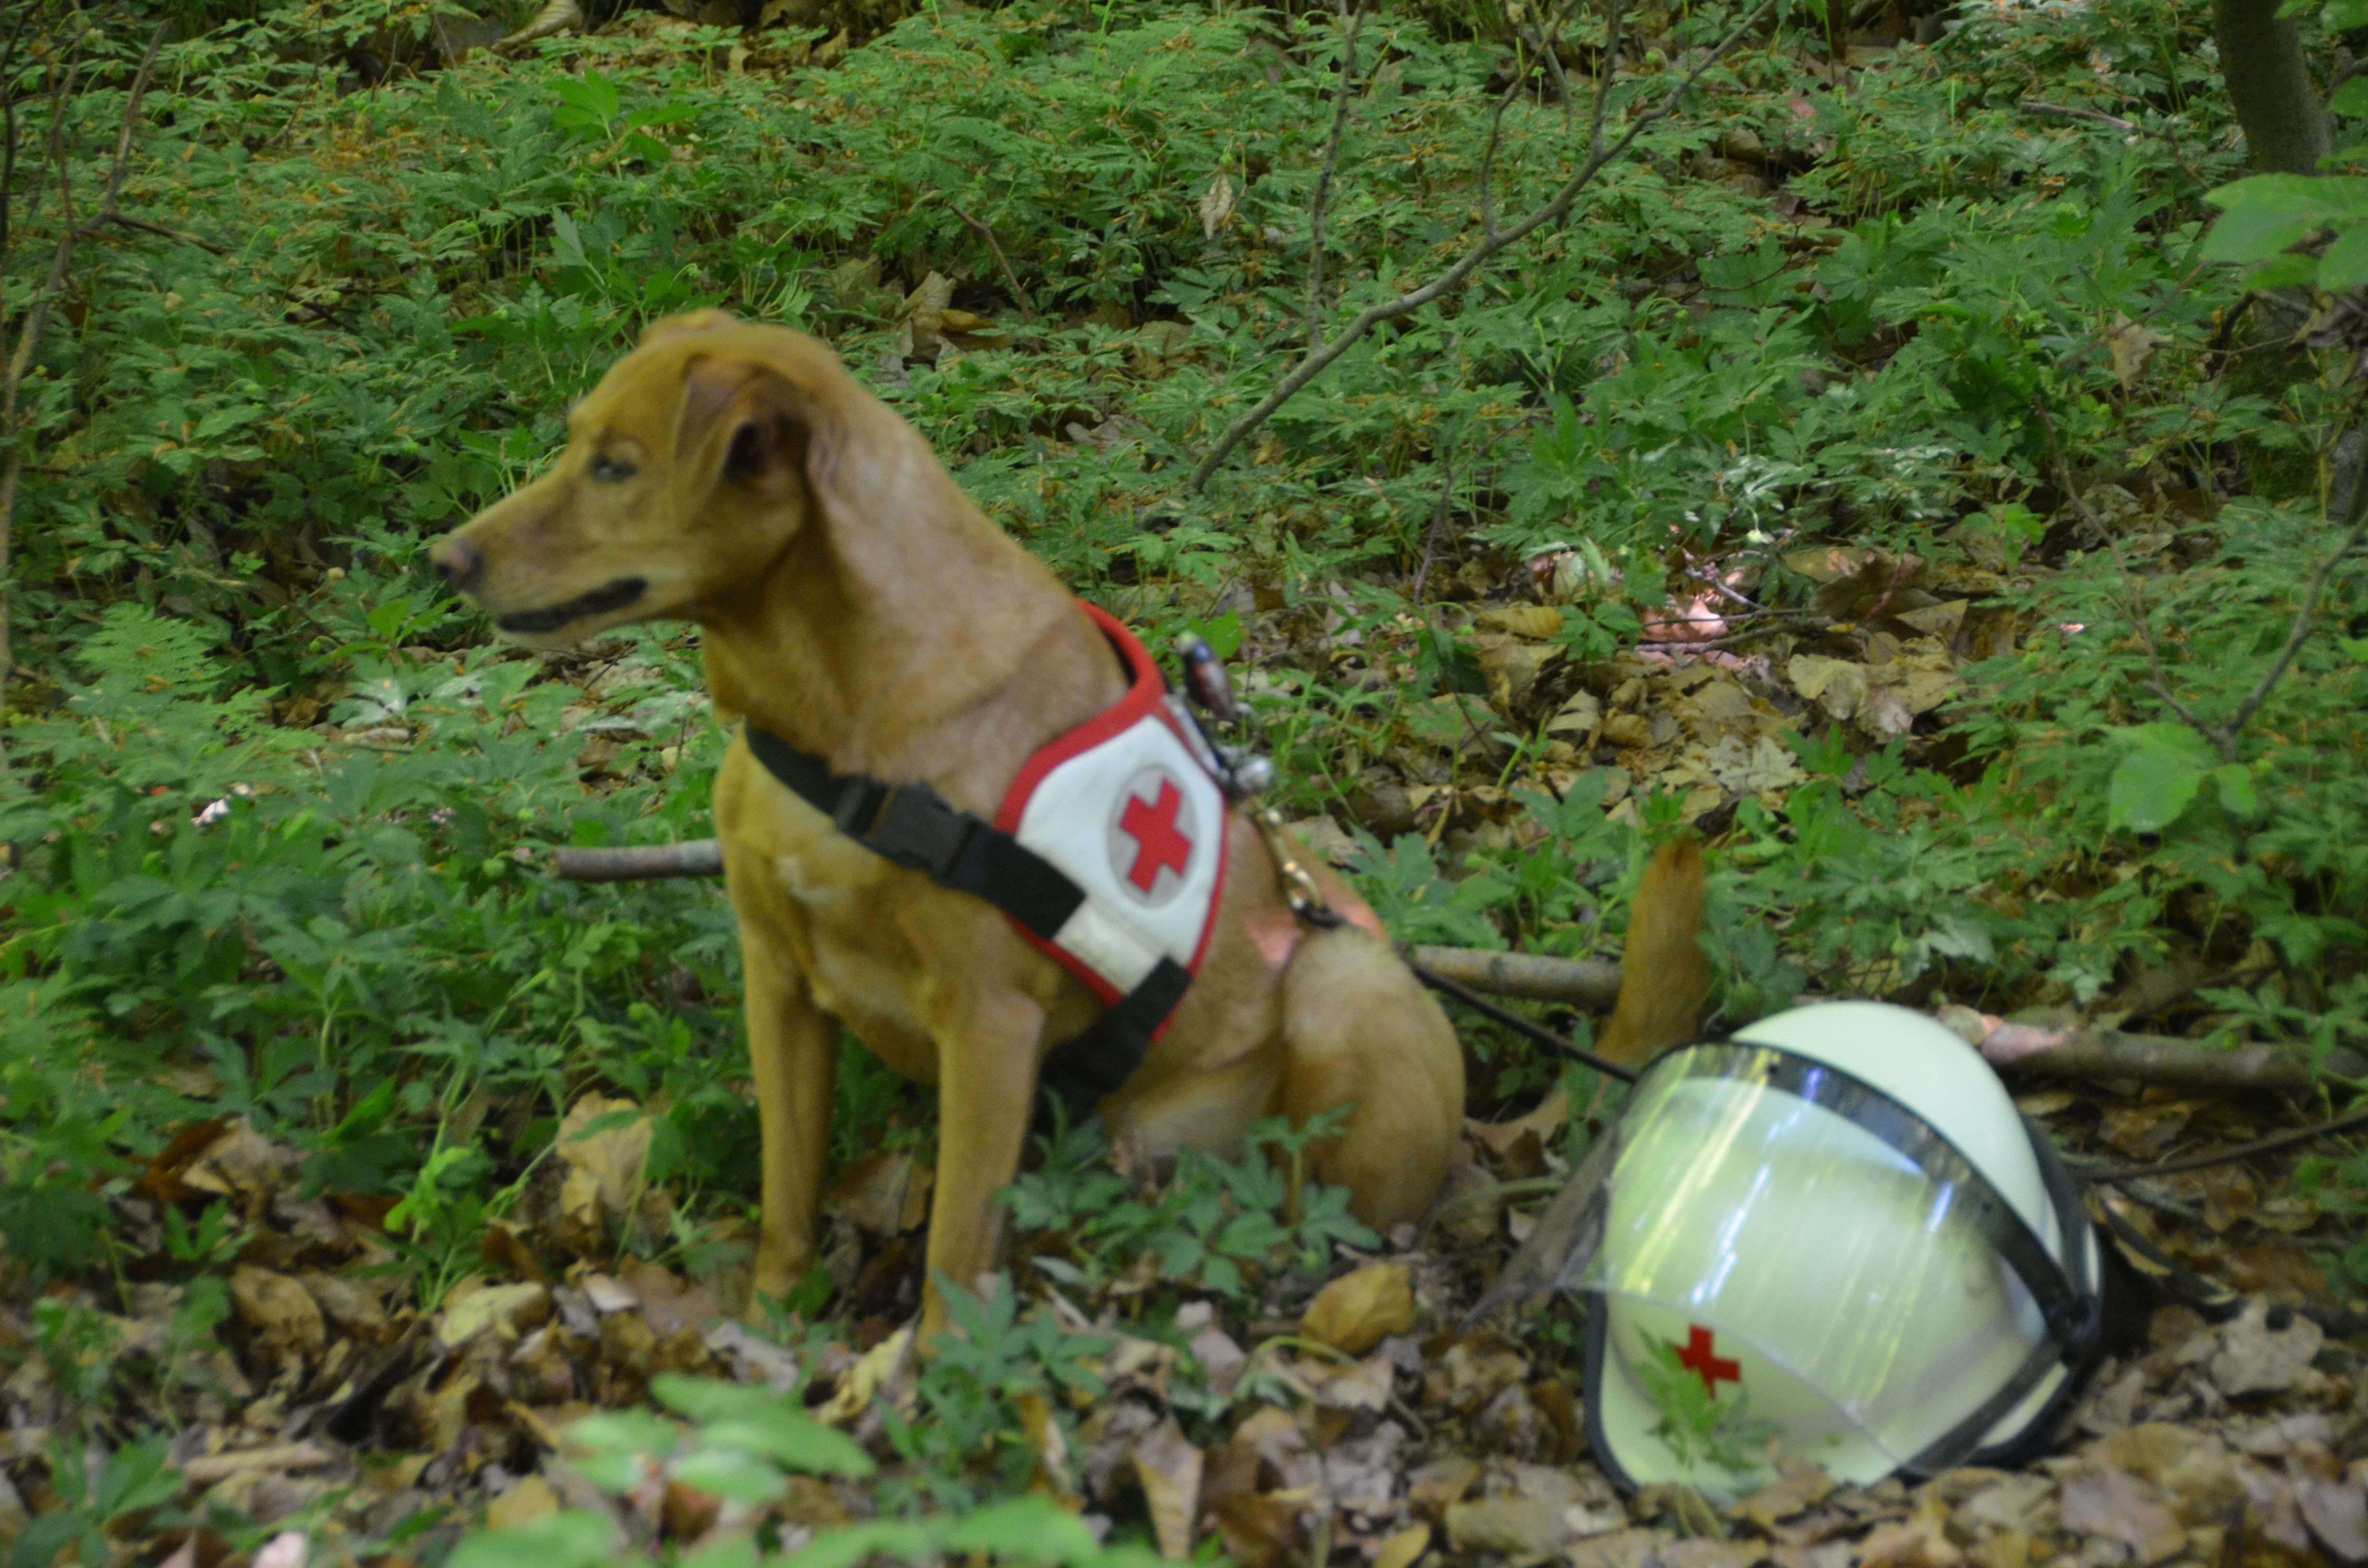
left=742, top=722, right=1184, bottom=1118
left=743, top=725, right=1082, bottom=938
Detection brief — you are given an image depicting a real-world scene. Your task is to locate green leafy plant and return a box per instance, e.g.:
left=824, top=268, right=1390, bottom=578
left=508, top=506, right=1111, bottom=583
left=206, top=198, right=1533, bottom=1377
left=7, top=1434, right=183, bottom=1568
left=1004, top=1113, right=1377, bottom=1301
left=1633, top=1332, right=1781, bottom=1481
left=448, top=1372, right=1159, bottom=1568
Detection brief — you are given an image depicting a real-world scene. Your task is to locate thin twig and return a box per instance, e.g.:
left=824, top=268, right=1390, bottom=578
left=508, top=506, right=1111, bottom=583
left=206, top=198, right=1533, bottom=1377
left=2022, top=99, right=2139, bottom=134
left=2027, top=391, right=2103, bottom=533
left=1305, top=0, right=1367, bottom=350
left=1409, top=453, right=1464, bottom=602
left=1475, top=55, right=1527, bottom=244
left=1590, top=0, right=1625, bottom=163
left=0, top=9, right=35, bottom=274
left=1523, top=8, right=1579, bottom=125
left=2216, top=492, right=2368, bottom=757
left=947, top=200, right=1033, bottom=324
left=82, top=210, right=227, bottom=255
left=1684, top=562, right=1765, bottom=612
left=1184, top=0, right=1761, bottom=495
left=2126, top=569, right=2220, bottom=742
left=0, top=24, right=167, bottom=696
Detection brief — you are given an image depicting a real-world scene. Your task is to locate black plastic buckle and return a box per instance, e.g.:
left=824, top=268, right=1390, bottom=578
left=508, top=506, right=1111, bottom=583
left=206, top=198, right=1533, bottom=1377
left=869, top=788, right=977, bottom=881
left=831, top=779, right=892, bottom=837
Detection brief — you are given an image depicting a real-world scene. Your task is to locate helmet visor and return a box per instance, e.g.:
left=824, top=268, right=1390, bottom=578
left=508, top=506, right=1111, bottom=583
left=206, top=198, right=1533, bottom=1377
left=1572, top=1043, right=2098, bottom=1474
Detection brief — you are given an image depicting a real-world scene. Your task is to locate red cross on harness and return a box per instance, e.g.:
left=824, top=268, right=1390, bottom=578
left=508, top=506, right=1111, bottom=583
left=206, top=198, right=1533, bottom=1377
left=1675, top=1326, right=1741, bottom=1396
left=1118, top=777, right=1193, bottom=894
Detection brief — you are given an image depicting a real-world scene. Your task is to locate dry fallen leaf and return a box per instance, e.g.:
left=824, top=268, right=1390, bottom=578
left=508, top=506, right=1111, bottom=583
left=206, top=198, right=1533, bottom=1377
left=557, top=1094, right=652, bottom=1231
left=2106, top=314, right=2167, bottom=393
left=487, top=1474, right=560, bottom=1531
left=1199, top=172, right=1236, bottom=238
left=1371, top=1523, right=1430, bottom=1568
left=2059, top=1464, right=2183, bottom=1562
left=1474, top=604, right=1564, bottom=640
left=824, top=1149, right=928, bottom=1237
left=2209, top=1300, right=2324, bottom=1396
left=231, top=1265, right=327, bottom=1359
left=814, top=1325, right=913, bottom=1425
left=1444, top=1494, right=1570, bottom=1556
left=1189, top=1323, right=1248, bottom=1396
left=1132, top=1418, right=1204, bottom=1560
left=1787, top=654, right=1867, bottom=721
left=1300, top=1263, right=1414, bottom=1355
left=437, top=1280, right=551, bottom=1350
left=497, top=0, right=582, bottom=48
left=2299, top=1475, right=2368, bottom=1564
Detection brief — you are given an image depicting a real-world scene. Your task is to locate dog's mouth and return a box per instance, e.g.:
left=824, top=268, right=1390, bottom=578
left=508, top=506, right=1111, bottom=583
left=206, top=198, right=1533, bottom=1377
left=495, top=577, right=649, bottom=636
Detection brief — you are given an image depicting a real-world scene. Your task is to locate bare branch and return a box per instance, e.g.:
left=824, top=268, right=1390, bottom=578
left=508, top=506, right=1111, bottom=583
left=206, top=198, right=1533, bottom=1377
left=2022, top=99, right=2139, bottom=134
left=81, top=210, right=227, bottom=255
left=554, top=841, right=727, bottom=881
left=1475, top=60, right=1523, bottom=242
left=948, top=200, right=1034, bottom=323
left=2218, top=489, right=2368, bottom=747
left=2135, top=451, right=2368, bottom=766
left=1591, top=0, right=1626, bottom=163
left=1185, top=0, right=1764, bottom=495
left=1305, top=0, right=1367, bottom=350
left=0, top=9, right=37, bottom=273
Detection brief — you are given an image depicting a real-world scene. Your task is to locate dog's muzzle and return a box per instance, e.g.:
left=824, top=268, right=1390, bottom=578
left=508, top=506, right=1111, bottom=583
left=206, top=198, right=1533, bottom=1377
left=495, top=576, right=649, bottom=636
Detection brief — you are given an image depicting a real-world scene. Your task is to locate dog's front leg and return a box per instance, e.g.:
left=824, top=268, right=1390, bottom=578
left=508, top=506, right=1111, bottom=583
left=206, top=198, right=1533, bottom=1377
left=919, top=990, right=1045, bottom=1344
left=740, top=927, right=839, bottom=1308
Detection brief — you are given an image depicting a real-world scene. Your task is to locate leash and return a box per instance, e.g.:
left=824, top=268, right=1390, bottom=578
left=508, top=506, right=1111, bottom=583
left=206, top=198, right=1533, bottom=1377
left=1178, top=636, right=1645, bottom=1087
left=1187, top=634, right=2368, bottom=1225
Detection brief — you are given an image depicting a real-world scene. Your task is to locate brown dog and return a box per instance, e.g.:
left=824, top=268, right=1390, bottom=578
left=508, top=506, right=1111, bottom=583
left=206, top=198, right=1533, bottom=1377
left=431, top=311, right=1707, bottom=1337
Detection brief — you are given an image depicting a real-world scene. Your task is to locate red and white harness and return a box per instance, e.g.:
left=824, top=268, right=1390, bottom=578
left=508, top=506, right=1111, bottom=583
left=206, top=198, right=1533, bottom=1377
left=743, top=603, right=1230, bottom=1114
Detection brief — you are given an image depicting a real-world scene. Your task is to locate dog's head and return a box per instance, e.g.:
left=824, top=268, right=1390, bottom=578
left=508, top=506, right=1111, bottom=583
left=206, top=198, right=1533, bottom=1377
left=430, top=310, right=880, bottom=646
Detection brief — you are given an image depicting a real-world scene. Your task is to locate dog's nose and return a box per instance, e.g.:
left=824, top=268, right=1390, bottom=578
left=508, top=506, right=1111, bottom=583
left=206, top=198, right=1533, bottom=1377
left=429, top=538, right=481, bottom=589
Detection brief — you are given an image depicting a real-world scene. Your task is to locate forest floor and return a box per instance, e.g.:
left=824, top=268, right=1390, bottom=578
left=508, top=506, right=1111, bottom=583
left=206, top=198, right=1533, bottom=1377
left=5, top=0, right=2368, bottom=1562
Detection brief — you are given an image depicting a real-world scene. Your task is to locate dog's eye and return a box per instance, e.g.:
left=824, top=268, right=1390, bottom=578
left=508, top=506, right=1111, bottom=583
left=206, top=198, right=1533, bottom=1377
left=589, top=455, right=638, bottom=483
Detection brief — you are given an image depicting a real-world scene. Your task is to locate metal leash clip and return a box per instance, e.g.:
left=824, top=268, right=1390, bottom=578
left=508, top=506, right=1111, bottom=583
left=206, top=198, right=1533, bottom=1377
left=1172, top=634, right=1336, bottom=928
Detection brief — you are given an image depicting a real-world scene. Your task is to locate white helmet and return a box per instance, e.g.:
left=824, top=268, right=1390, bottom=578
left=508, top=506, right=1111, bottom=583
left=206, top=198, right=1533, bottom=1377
left=1513, top=1003, right=2108, bottom=1500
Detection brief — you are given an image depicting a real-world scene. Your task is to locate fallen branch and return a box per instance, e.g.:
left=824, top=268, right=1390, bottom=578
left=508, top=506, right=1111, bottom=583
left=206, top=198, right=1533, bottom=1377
left=553, top=841, right=725, bottom=882
left=544, top=844, right=2359, bottom=1090
left=2022, top=99, right=2140, bottom=134
left=1948, top=1007, right=2356, bottom=1093
left=1183, top=0, right=1774, bottom=494
left=1409, top=944, right=1619, bottom=1008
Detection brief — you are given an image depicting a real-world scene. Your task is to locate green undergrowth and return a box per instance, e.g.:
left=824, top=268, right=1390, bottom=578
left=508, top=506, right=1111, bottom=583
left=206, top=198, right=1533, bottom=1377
left=5, top=0, right=2368, bottom=1539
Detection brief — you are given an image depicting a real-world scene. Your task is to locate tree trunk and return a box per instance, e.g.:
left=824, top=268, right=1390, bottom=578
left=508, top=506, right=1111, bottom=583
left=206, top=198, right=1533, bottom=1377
left=2215, top=0, right=2332, bottom=174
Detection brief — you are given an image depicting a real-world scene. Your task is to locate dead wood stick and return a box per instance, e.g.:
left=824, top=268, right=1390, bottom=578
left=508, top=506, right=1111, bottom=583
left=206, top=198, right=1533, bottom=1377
left=552, top=840, right=724, bottom=881
left=548, top=840, right=1628, bottom=998
left=1409, top=944, right=1621, bottom=1008
left=541, top=844, right=2357, bottom=1089
left=1964, top=1015, right=2357, bottom=1093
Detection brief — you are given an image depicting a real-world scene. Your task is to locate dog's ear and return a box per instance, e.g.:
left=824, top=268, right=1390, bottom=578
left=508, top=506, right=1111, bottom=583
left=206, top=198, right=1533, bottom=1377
left=676, top=355, right=814, bottom=501
left=642, top=308, right=741, bottom=346
left=670, top=332, right=990, bottom=576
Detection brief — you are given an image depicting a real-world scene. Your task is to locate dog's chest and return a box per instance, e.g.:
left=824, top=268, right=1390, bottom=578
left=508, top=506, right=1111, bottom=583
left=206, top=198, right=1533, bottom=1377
left=763, top=829, right=928, bottom=1038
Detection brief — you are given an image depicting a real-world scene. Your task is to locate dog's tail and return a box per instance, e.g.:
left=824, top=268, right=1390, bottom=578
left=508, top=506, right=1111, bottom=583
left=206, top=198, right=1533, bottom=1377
left=1593, top=834, right=1712, bottom=1069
